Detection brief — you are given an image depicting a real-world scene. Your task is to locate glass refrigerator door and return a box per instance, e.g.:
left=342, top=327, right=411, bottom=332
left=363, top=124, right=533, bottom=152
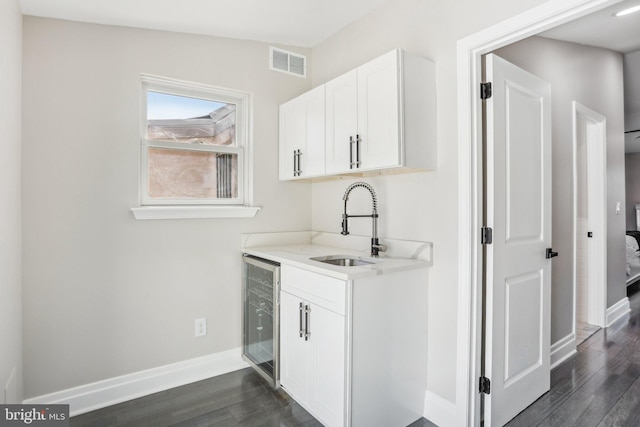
left=243, top=256, right=279, bottom=386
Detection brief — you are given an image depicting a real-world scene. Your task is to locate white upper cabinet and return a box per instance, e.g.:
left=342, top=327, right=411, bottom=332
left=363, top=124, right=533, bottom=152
left=325, top=69, right=359, bottom=174
left=279, top=85, right=326, bottom=180
left=279, top=49, right=436, bottom=181
left=327, top=49, right=402, bottom=174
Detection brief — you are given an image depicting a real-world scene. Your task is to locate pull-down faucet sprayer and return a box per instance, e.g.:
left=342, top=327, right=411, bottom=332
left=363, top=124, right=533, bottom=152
left=341, top=182, right=386, bottom=257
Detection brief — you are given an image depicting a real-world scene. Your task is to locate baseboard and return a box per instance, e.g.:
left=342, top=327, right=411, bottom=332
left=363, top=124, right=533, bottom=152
left=23, top=348, right=249, bottom=417
left=606, top=297, right=631, bottom=327
left=423, top=390, right=456, bottom=427
left=550, top=333, right=576, bottom=369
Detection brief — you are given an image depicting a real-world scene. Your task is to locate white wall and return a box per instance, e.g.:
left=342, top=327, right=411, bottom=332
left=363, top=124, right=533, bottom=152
left=0, top=0, right=23, bottom=405
left=309, top=0, right=546, bottom=404
left=21, top=17, right=312, bottom=398
left=496, top=37, right=626, bottom=337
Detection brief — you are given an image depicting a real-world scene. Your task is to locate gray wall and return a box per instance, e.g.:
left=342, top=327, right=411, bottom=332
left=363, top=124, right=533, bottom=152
left=309, top=0, right=546, bottom=403
left=0, top=0, right=23, bottom=405
left=626, top=153, right=640, bottom=229
left=21, top=17, right=312, bottom=398
left=496, top=36, right=626, bottom=342
left=624, top=50, right=640, bottom=130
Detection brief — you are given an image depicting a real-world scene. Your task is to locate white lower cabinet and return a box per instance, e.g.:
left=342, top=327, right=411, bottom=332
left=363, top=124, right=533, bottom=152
left=280, top=264, right=428, bottom=427
left=280, top=291, right=345, bottom=426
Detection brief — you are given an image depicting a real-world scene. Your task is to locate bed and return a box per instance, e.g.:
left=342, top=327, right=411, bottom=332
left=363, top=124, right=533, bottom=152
left=626, top=231, right=640, bottom=285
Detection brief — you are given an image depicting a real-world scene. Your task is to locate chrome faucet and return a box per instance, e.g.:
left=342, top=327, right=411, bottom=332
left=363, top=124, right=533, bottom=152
left=341, top=182, right=387, bottom=257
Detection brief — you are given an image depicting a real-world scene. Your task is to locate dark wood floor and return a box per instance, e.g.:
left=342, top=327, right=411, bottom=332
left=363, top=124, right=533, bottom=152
left=70, top=367, right=436, bottom=427
left=71, top=284, right=640, bottom=427
left=507, top=282, right=640, bottom=426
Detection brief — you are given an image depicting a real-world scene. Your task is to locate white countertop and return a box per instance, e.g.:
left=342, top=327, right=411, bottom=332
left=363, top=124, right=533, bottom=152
left=242, top=231, right=432, bottom=280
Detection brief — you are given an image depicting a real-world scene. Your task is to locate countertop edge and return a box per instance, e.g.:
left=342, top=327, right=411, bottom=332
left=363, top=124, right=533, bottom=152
left=242, top=244, right=430, bottom=280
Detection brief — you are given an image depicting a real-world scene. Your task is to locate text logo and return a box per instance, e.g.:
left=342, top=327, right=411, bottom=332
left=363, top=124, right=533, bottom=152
left=0, top=405, right=69, bottom=427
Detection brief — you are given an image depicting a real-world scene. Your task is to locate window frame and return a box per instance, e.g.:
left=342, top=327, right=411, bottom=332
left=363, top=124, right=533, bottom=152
left=132, top=74, right=259, bottom=219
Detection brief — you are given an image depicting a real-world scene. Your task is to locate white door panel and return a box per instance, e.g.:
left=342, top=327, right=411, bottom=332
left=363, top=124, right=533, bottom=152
left=280, top=291, right=308, bottom=402
left=308, top=304, right=345, bottom=427
left=326, top=70, right=358, bottom=174
left=485, top=53, right=552, bottom=427
left=357, top=50, right=400, bottom=169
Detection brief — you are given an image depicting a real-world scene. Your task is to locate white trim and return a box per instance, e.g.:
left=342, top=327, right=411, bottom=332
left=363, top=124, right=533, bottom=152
left=550, top=333, right=577, bottom=370
left=423, top=390, right=457, bottom=427
left=606, top=297, right=631, bottom=327
left=131, top=205, right=261, bottom=220
left=139, top=74, right=254, bottom=208
left=456, top=1, right=624, bottom=425
left=23, top=348, right=249, bottom=417
left=572, top=101, right=608, bottom=328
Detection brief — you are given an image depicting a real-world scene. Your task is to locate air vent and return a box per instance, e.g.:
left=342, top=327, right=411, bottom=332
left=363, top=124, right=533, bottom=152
left=270, top=47, right=306, bottom=78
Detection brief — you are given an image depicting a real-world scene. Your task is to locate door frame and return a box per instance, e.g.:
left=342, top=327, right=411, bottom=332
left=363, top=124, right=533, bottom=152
left=455, top=0, right=622, bottom=426
left=572, top=101, right=608, bottom=329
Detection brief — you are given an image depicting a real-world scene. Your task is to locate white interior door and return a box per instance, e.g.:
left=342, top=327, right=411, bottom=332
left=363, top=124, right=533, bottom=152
left=573, top=101, right=607, bottom=328
left=484, top=53, right=552, bottom=427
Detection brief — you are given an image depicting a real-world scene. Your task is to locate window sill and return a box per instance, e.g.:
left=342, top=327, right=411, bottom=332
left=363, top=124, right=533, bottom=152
left=131, top=205, right=261, bottom=220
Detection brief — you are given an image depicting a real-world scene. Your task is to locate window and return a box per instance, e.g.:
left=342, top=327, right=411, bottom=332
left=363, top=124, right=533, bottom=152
left=132, top=75, right=259, bottom=219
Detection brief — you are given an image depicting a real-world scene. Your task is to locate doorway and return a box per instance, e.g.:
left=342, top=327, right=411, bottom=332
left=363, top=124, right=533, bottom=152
left=573, top=102, right=607, bottom=339
left=456, top=1, right=625, bottom=426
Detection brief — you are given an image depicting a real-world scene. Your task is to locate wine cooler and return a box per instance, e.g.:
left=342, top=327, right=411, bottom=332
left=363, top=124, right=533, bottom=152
left=242, top=254, right=280, bottom=388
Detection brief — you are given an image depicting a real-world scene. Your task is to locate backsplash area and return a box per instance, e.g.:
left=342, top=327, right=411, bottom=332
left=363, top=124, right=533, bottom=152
left=241, top=231, right=432, bottom=265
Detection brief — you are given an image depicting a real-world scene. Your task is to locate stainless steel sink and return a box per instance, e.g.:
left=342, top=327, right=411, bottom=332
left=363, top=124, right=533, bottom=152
left=310, top=255, right=374, bottom=267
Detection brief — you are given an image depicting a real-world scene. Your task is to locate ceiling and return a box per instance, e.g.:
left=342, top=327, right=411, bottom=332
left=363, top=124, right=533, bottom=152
left=18, top=0, right=391, bottom=48
left=540, top=0, right=640, bottom=152
left=541, top=0, right=640, bottom=53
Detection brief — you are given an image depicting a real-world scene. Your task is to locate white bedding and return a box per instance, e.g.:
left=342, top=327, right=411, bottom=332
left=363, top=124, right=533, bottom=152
left=626, top=235, right=640, bottom=284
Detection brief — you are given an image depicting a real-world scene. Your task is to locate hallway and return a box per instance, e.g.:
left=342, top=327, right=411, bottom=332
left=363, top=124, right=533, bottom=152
left=507, top=284, right=640, bottom=426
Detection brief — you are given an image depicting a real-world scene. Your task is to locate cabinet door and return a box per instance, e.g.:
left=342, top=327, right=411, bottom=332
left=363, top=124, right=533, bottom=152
left=304, top=86, right=326, bottom=177
left=307, top=304, right=346, bottom=427
left=325, top=69, right=358, bottom=174
left=279, top=97, right=305, bottom=180
left=279, top=86, right=326, bottom=180
left=357, top=49, right=401, bottom=170
left=279, top=291, right=308, bottom=402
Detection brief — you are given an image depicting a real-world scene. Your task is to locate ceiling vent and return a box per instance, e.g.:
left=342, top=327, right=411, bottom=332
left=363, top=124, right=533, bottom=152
left=270, top=47, right=306, bottom=78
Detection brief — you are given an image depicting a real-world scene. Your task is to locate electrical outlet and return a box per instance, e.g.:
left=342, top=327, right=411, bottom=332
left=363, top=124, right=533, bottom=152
left=194, top=318, right=207, bottom=337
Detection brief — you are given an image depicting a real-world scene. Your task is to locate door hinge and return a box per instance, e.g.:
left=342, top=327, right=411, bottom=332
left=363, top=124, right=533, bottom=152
left=481, top=227, right=493, bottom=245
left=479, top=376, right=491, bottom=394
left=481, top=82, right=492, bottom=100
left=546, top=248, right=559, bottom=259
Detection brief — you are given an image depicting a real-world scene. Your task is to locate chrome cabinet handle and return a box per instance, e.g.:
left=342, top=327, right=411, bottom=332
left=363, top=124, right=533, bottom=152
left=304, top=304, right=311, bottom=341
left=349, top=136, right=355, bottom=169
left=293, top=149, right=302, bottom=176
left=299, top=302, right=304, bottom=337
left=356, top=134, right=361, bottom=168
left=293, top=150, right=297, bottom=176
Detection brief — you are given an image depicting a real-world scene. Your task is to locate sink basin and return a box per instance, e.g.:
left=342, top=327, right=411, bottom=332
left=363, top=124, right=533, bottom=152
left=310, top=255, right=374, bottom=267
